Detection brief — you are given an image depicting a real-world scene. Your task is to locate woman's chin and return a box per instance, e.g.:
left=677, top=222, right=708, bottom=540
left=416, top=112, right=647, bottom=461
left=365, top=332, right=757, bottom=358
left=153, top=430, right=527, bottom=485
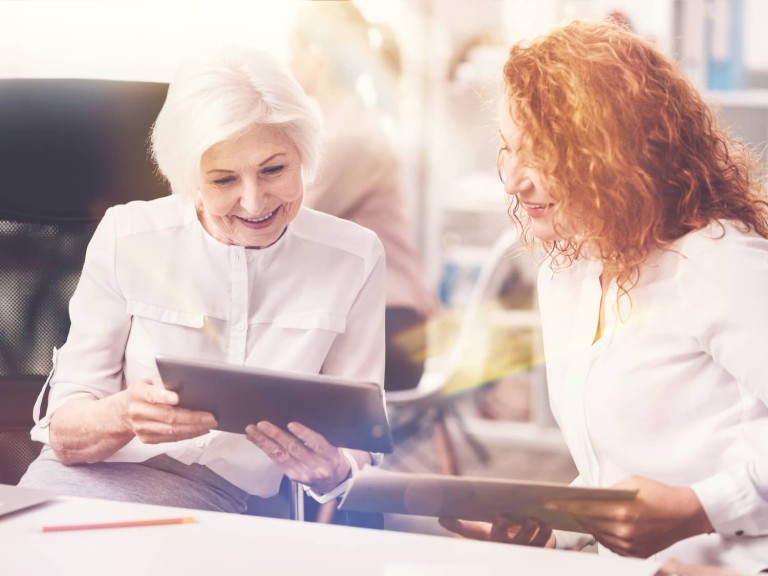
left=531, top=222, right=558, bottom=243
left=237, top=222, right=290, bottom=249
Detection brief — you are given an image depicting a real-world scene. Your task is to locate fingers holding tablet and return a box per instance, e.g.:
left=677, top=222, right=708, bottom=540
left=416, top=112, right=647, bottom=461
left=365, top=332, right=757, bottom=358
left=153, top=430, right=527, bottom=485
left=246, top=420, right=350, bottom=493
left=122, top=379, right=218, bottom=443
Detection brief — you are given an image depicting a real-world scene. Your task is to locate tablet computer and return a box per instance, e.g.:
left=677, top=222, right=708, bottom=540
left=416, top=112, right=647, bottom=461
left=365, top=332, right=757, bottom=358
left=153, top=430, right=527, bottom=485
left=339, top=468, right=637, bottom=533
left=155, top=355, right=393, bottom=453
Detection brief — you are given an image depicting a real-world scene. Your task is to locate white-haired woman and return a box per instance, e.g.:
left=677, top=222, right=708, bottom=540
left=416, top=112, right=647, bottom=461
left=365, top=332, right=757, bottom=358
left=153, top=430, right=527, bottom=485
left=20, top=48, right=385, bottom=513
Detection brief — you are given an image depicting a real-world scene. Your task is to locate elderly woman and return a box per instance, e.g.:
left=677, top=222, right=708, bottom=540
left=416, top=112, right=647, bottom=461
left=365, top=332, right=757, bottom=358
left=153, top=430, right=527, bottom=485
left=441, top=20, right=768, bottom=574
left=19, top=48, right=385, bottom=513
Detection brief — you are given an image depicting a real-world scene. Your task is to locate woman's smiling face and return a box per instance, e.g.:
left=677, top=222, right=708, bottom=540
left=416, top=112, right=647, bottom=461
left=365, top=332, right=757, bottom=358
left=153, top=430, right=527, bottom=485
left=198, top=125, right=304, bottom=248
left=499, top=103, right=560, bottom=243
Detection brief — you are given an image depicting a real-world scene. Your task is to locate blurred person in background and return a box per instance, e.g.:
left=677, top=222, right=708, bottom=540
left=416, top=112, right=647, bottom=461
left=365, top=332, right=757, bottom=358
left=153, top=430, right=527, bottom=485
left=290, top=1, right=437, bottom=392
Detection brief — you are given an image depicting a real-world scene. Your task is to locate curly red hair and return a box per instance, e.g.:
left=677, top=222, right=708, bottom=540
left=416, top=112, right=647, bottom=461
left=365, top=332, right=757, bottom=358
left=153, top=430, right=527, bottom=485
left=503, top=20, right=768, bottom=291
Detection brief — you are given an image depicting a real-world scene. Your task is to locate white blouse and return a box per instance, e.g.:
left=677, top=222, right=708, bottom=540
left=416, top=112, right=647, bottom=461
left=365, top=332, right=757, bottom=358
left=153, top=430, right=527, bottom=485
left=31, top=195, right=386, bottom=497
left=538, top=221, right=768, bottom=571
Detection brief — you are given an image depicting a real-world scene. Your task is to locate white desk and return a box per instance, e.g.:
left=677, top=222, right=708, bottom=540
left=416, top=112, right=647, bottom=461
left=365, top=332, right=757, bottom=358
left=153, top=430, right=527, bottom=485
left=0, top=488, right=658, bottom=576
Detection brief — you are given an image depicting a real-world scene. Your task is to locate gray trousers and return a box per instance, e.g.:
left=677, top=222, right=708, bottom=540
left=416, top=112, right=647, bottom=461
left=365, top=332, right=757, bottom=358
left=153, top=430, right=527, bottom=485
left=20, top=447, right=250, bottom=514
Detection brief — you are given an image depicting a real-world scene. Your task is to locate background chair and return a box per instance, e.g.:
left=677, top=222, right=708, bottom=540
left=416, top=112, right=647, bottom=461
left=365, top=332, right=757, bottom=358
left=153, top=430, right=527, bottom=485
left=384, top=228, right=547, bottom=476
left=0, top=78, right=170, bottom=484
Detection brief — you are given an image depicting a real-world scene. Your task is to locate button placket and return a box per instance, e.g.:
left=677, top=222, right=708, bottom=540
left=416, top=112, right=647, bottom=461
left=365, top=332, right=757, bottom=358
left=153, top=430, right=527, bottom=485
left=228, top=247, right=249, bottom=364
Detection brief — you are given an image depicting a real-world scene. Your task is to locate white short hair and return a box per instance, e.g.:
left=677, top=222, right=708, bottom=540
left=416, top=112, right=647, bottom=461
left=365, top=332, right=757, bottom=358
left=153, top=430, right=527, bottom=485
left=151, top=47, right=322, bottom=203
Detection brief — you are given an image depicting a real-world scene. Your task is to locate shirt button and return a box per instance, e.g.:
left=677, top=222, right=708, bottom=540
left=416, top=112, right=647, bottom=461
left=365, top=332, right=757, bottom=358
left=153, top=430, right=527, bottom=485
left=195, top=438, right=206, bottom=448
left=236, top=322, right=246, bottom=331
left=735, top=530, right=744, bottom=537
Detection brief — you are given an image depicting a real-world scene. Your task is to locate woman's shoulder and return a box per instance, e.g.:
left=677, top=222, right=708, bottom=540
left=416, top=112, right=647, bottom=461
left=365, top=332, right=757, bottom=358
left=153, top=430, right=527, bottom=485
left=105, top=195, right=196, bottom=237
left=668, top=220, right=768, bottom=293
left=292, top=207, right=384, bottom=258
left=675, top=219, right=768, bottom=262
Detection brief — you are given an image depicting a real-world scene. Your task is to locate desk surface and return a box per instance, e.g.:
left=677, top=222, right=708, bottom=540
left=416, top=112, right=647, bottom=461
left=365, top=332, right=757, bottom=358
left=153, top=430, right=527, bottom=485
left=0, top=486, right=658, bottom=576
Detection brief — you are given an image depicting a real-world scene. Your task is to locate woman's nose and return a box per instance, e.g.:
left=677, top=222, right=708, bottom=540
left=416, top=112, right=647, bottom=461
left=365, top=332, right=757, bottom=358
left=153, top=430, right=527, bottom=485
left=240, top=181, right=269, bottom=215
left=504, top=164, right=534, bottom=196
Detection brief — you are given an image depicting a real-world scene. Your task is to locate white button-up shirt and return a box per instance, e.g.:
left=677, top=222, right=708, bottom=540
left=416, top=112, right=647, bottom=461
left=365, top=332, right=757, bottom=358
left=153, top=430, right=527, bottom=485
left=539, top=220, right=768, bottom=571
left=31, top=195, right=386, bottom=497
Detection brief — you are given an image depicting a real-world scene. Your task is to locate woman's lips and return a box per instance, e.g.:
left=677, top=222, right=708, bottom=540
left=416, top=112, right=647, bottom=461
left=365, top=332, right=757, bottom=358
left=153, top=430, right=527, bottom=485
left=235, top=206, right=281, bottom=229
left=522, top=202, right=554, bottom=218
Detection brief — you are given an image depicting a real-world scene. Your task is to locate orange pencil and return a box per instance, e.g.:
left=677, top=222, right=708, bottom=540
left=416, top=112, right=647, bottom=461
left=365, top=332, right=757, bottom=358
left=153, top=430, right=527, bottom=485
left=42, top=516, right=196, bottom=532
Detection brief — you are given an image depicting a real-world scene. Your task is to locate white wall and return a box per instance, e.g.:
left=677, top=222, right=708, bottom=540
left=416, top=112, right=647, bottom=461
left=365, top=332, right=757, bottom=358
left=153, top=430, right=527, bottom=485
left=744, top=0, right=768, bottom=72
left=0, top=1, right=302, bottom=81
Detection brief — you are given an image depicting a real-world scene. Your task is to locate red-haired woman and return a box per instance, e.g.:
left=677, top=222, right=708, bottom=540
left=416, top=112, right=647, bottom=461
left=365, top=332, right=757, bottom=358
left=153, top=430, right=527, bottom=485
left=442, top=20, right=768, bottom=574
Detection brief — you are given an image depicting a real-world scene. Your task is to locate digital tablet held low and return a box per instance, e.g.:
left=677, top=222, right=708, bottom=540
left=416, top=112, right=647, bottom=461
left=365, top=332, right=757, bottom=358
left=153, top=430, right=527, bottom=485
left=155, top=355, right=393, bottom=454
left=339, top=468, right=638, bottom=533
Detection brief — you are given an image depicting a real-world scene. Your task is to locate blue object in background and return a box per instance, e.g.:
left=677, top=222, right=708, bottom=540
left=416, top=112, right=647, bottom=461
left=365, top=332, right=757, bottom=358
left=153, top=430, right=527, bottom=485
left=707, top=0, right=746, bottom=90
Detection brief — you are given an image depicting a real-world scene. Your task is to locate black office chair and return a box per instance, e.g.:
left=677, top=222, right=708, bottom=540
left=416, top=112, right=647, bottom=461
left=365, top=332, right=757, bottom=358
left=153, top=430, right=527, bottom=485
left=0, top=78, right=169, bottom=484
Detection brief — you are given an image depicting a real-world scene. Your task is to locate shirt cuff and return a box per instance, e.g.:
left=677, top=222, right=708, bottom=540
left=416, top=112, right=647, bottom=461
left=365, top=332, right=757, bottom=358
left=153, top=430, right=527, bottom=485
left=691, top=462, right=768, bottom=538
left=303, top=449, right=364, bottom=504
left=303, top=477, right=354, bottom=504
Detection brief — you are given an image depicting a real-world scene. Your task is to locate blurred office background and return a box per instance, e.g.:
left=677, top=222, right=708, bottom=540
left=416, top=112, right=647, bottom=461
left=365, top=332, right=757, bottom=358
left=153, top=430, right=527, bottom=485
left=1, top=0, right=767, bottom=533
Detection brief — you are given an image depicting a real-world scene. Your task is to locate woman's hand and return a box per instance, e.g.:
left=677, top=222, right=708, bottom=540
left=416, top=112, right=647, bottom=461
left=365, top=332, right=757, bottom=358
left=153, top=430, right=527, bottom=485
left=245, top=421, right=357, bottom=494
left=49, top=378, right=217, bottom=464
left=547, top=476, right=714, bottom=558
left=439, top=517, right=555, bottom=547
left=121, top=378, right=217, bottom=443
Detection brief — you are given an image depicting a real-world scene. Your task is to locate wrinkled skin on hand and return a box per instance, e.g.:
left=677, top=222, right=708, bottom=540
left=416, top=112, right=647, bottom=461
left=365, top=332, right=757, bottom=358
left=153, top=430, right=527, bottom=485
left=122, top=378, right=217, bottom=443
left=246, top=420, right=352, bottom=494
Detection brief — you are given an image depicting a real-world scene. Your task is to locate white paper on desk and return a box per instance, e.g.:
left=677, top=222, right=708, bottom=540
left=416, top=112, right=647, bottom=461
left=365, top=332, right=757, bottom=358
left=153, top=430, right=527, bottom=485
left=0, top=484, right=55, bottom=517
left=339, top=468, right=637, bottom=533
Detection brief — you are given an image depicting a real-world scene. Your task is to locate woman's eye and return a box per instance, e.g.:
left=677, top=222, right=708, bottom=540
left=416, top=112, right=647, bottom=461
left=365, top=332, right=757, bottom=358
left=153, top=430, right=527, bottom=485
left=261, top=165, right=285, bottom=177
left=212, top=175, right=236, bottom=186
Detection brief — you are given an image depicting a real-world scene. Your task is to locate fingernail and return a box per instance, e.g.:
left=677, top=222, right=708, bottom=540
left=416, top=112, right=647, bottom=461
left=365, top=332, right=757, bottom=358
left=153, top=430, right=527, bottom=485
left=246, top=425, right=257, bottom=435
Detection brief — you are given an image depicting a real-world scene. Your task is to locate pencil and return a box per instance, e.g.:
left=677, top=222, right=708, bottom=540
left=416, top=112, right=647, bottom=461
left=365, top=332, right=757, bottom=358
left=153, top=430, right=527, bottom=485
left=42, top=516, right=196, bottom=532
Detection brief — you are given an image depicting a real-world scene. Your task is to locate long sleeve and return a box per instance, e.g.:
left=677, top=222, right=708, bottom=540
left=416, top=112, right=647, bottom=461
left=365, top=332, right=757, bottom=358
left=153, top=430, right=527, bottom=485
left=679, top=223, right=768, bottom=537
left=31, top=207, right=131, bottom=443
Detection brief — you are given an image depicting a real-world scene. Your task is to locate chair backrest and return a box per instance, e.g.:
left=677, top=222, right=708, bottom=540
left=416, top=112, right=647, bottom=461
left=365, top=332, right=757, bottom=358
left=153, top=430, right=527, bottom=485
left=0, top=77, right=169, bottom=376
left=0, top=78, right=169, bottom=483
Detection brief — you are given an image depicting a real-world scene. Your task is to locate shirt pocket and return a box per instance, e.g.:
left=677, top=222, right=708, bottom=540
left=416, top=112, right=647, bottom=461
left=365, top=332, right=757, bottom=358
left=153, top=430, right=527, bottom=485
left=126, top=300, right=205, bottom=329
left=124, top=300, right=208, bottom=376
left=250, top=311, right=346, bottom=372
